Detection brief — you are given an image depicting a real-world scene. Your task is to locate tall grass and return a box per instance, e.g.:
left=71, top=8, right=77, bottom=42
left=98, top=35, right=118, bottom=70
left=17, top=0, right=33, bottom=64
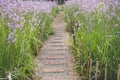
left=0, top=1, right=58, bottom=79
left=64, top=0, right=120, bottom=79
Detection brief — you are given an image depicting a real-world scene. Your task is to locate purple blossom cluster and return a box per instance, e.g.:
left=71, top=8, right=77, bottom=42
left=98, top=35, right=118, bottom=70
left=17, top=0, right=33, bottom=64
left=0, top=0, right=57, bottom=44
left=65, top=0, right=120, bottom=31
left=65, top=1, right=120, bottom=79
left=65, top=0, right=120, bottom=14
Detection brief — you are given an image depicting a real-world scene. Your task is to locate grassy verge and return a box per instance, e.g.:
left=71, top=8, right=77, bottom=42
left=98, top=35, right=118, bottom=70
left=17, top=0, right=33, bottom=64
left=0, top=1, right=58, bottom=79
left=64, top=1, right=120, bottom=79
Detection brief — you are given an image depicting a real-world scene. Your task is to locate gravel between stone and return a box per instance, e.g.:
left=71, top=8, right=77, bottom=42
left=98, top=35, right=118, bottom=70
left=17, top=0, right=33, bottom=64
left=35, top=12, right=77, bottom=80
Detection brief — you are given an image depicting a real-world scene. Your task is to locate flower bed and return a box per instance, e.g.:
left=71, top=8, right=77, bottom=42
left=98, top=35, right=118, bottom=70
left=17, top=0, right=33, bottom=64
left=0, top=0, right=58, bottom=79
left=64, top=0, right=120, bottom=79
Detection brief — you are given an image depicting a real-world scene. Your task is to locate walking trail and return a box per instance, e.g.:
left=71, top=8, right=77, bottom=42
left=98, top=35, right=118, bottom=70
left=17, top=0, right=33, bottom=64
left=35, top=12, right=76, bottom=80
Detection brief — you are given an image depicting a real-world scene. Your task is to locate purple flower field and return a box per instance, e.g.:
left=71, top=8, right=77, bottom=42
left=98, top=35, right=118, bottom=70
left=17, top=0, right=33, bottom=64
left=0, top=0, right=120, bottom=79
left=64, top=0, right=120, bottom=79
left=0, top=0, right=58, bottom=79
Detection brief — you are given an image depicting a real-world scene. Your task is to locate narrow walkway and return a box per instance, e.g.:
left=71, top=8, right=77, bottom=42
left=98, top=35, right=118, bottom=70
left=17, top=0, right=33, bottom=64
left=35, top=12, right=76, bottom=80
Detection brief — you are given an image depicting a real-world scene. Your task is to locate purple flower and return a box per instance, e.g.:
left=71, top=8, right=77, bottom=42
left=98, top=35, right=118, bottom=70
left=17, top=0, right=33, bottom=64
left=12, top=38, right=17, bottom=43
left=7, top=33, right=14, bottom=40
left=12, top=23, right=17, bottom=29
left=0, top=0, right=5, bottom=5
left=111, top=12, right=116, bottom=17
left=115, top=0, right=119, bottom=5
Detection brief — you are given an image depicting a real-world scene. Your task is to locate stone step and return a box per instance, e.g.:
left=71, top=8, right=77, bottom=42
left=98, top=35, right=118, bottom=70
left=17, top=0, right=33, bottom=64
left=48, top=48, right=65, bottom=51
left=43, top=76, right=67, bottom=80
left=46, top=55, right=65, bottom=59
left=47, top=52, right=65, bottom=55
left=54, top=34, right=64, bottom=37
left=53, top=37, right=63, bottom=38
left=53, top=39, right=64, bottom=41
left=49, top=42, right=64, bottom=44
left=53, top=38, right=64, bottom=40
left=54, top=33, right=63, bottom=35
left=43, top=68, right=65, bottom=73
left=54, top=36, right=64, bottom=38
left=55, top=34, right=64, bottom=35
left=44, top=60, right=65, bottom=65
left=50, top=40, right=63, bottom=42
left=49, top=46, right=65, bottom=49
left=49, top=40, right=63, bottom=43
left=50, top=44, right=64, bottom=47
left=50, top=46, right=64, bottom=48
left=47, top=50, right=65, bottom=53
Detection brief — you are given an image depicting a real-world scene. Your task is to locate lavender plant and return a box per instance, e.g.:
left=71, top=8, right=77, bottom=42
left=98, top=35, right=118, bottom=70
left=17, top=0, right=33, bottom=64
left=64, top=0, right=120, bottom=79
left=0, top=0, right=58, bottom=79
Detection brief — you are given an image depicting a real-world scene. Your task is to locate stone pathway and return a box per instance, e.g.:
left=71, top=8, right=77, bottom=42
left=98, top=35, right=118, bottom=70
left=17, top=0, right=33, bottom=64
left=35, top=12, right=76, bottom=80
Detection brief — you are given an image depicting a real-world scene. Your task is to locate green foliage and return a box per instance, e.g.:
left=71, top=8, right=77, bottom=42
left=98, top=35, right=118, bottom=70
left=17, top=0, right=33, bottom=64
left=64, top=7, right=120, bottom=80
left=0, top=8, right=58, bottom=79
